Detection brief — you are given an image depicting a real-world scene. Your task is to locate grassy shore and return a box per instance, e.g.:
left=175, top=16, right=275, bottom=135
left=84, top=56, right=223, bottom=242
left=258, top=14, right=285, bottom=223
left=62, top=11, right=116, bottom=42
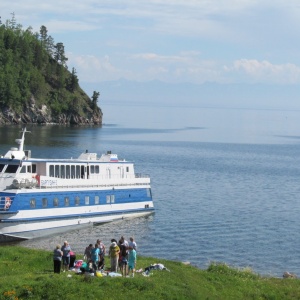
left=0, top=246, right=300, bottom=300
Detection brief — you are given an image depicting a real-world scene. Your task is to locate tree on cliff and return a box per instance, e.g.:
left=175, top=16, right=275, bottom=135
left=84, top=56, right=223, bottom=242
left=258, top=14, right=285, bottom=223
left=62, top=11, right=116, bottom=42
left=91, top=91, right=100, bottom=111
left=0, top=14, right=102, bottom=125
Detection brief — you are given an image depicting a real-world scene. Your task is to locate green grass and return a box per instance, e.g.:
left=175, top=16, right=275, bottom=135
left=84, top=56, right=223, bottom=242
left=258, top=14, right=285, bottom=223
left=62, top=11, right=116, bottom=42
left=0, top=246, right=300, bottom=299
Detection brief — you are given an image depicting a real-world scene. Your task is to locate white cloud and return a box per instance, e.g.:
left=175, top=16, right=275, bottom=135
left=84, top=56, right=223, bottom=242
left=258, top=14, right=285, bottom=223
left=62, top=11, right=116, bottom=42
left=132, top=53, right=191, bottom=63
left=2, top=1, right=300, bottom=85
left=68, top=53, right=133, bottom=82
left=225, top=59, right=300, bottom=84
left=1, top=0, right=297, bottom=38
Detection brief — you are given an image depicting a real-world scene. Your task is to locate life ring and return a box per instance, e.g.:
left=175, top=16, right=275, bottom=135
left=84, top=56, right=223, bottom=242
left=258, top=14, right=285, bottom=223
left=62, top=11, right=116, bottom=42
left=35, top=175, right=40, bottom=185
left=4, top=197, right=11, bottom=209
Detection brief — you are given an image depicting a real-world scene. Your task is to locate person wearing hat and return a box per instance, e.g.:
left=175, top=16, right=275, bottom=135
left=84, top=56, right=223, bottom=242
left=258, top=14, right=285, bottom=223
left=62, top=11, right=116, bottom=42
left=109, top=241, right=120, bottom=272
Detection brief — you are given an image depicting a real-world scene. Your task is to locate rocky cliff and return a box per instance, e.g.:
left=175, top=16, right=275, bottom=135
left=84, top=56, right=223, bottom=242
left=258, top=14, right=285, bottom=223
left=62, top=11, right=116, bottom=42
left=0, top=96, right=103, bottom=125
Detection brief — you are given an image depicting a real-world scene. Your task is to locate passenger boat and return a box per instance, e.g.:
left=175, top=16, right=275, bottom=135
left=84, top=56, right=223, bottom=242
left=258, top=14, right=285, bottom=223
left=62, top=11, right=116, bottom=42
left=0, top=128, right=154, bottom=242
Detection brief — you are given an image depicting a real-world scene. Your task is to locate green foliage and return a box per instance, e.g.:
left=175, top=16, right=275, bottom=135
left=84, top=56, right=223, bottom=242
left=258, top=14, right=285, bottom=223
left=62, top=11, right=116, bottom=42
left=207, top=262, right=258, bottom=279
left=0, top=15, right=101, bottom=122
left=0, top=246, right=300, bottom=300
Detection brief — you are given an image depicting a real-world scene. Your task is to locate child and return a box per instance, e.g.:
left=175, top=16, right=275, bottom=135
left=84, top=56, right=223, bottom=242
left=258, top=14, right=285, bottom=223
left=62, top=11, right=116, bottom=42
left=128, top=246, right=136, bottom=277
left=80, top=260, right=93, bottom=274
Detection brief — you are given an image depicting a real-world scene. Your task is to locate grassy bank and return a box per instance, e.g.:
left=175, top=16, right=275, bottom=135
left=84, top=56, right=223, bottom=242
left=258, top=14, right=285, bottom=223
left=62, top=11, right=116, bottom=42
left=0, top=246, right=299, bottom=299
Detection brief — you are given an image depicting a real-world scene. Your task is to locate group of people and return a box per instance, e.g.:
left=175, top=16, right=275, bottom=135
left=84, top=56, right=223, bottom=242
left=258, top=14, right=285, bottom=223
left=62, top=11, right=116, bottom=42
left=53, top=236, right=137, bottom=277
left=107, top=236, right=137, bottom=277
left=53, top=241, right=72, bottom=274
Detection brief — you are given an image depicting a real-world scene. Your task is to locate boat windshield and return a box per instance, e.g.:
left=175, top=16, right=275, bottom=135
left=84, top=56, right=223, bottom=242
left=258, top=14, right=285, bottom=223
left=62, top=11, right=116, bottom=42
left=4, top=165, right=19, bottom=173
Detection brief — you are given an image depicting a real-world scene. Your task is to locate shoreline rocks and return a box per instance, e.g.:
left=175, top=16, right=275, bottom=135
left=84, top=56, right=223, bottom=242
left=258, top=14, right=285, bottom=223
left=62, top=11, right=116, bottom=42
left=0, top=102, right=102, bottom=126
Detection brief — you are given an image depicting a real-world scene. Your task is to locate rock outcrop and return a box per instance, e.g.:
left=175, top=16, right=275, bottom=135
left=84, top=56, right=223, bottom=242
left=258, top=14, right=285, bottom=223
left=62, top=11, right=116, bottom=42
left=0, top=96, right=102, bottom=125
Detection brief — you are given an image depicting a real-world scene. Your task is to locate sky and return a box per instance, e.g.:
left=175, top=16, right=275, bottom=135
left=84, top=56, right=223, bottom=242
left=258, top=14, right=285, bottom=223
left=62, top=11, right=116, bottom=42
left=1, top=1, right=300, bottom=141
left=1, top=0, right=300, bottom=88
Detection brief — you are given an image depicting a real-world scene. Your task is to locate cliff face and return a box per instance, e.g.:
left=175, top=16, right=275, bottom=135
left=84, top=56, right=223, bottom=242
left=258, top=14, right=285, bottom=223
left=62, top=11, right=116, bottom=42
left=0, top=96, right=103, bottom=125
left=0, top=20, right=103, bottom=126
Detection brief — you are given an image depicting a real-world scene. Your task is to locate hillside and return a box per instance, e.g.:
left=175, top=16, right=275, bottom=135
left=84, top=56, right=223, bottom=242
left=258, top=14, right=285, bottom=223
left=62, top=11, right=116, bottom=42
left=0, top=14, right=102, bottom=125
left=1, top=246, right=300, bottom=299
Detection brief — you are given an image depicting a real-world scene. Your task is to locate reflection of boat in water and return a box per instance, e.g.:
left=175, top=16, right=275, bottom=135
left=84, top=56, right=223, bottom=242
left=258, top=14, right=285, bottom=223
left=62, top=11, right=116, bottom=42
left=0, top=128, right=154, bottom=242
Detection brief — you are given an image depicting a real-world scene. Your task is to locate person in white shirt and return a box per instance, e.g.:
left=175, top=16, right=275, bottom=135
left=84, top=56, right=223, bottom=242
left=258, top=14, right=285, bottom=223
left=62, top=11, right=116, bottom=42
left=129, top=236, right=137, bottom=251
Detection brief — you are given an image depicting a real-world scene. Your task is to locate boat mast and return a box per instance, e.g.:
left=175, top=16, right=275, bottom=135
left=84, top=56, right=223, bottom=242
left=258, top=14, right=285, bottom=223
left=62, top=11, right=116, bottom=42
left=17, top=128, right=30, bottom=151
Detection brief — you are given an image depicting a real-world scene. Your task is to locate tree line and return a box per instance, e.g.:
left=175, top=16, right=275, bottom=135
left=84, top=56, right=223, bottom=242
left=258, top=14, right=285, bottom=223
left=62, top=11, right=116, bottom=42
left=0, top=13, right=100, bottom=118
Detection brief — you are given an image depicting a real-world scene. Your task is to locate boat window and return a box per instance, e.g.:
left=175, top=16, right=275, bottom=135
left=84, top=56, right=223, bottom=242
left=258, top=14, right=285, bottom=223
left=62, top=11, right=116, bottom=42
left=95, top=166, right=99, bottom=173
left=106, top=195, right=110, bottom=204
left=53, top=197, right=59, bottom=207
left=30, top=198, right=36, bottom=208
left=5, top=165, right=19, bottom=173
left=20, top=166, right=26, bottom=173
left=75, top=196, right=80, bottom=206
left=32, top=164, right=36, bottom=173
left=42, top=198, right=48, bottom=208
left=85, top=196, right=89, bottom=205
left=71, top=165, right=75, bottom=178
left=81, top=165, right=85, bottom=179
left=55, top=165, right=59, bottom=178
left=66, top=165, right=70, bottom=178
left=61, top=165, right=65, bottom=179
left=0, top=164, right=5, bottom=172
left=126, top=167, right=129, bottom=172
left=64, top=197, right=70, bottom=206
left=76, top=166, right=80, bottom=178
left=27, top=165, right=31, bottom=173
left=111, top=195, right=115, bottom=203
left=90, top=165, right=94, bottom=174
left=49, top=165, right=54, bottom=177
left=95, top=195, right=99, bottom=204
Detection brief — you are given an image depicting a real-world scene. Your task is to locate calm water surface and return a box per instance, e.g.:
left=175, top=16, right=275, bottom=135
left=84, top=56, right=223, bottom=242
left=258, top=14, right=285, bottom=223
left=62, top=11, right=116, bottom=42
left=1, top=104, right=300, bottom=277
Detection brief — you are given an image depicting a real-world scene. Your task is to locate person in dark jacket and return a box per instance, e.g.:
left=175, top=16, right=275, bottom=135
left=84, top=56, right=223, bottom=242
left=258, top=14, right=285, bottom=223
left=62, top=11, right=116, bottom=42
left=53, top=244, right=63, bottom=273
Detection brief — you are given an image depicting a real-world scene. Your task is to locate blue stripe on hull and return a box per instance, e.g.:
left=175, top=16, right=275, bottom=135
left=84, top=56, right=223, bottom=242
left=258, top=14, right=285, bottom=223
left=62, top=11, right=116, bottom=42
left=1, top=187, right=152, bottom=211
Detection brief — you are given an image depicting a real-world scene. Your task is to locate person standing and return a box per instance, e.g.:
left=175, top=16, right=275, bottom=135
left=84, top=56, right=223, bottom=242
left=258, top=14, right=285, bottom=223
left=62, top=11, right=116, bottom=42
left=96, top=239, right=106, bottom=269
left=129, top=237, right=137, bottom=251
left=53, top=244, right=63, bottom=274
left=109, top=241, right=120, bottom=272
left=120, top=236, right=129, bottom=249
left=91, top=243, right=100, bottom=272
left=61, top=241, right=71, bottom=272
left=84, top=244, right=94, bottom=261
left=96, top=239, right=106, bottom=255
left=118, top=239, right=128, bottom=276
left=128, top=246, right=137, bottom=277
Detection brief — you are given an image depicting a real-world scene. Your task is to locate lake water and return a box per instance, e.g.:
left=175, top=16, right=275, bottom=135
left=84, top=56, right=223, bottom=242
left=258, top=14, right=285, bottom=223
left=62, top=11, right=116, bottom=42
left=1, top=101, right=300, bottom=277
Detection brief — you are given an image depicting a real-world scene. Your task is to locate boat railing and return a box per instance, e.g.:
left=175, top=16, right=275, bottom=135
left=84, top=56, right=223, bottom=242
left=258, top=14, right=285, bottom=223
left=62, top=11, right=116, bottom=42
left=38, top=182, right=150, bottom=189
left=36, top=173, right=149, bottom=186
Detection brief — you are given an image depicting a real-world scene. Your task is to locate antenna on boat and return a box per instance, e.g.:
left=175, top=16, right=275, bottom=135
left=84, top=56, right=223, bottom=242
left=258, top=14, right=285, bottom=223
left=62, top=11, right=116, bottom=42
left=16, top=127, right=31, bottom=151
